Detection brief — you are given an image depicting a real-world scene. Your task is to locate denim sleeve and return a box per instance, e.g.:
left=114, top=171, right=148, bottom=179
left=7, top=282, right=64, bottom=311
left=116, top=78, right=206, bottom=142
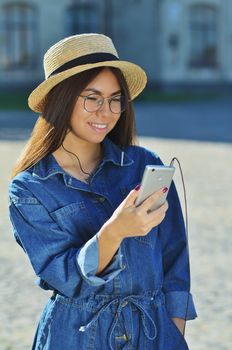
left=165, top=291, right=197, bottom=320
left=77, top=234, right=123, bottom=286
left=145, top=150, right=197, bottom=320
left=9, top=190, right=124, bottom=298
left=159, top=182, right=197, bottom=320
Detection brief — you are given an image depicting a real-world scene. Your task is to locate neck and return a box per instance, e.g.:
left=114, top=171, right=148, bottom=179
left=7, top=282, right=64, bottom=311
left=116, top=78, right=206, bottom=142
left=53, top=131, right=103, bottom=174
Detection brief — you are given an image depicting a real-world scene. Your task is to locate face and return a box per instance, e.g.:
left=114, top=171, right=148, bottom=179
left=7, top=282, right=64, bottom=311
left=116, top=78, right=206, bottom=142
left=69, top=68, right=122, bottom=145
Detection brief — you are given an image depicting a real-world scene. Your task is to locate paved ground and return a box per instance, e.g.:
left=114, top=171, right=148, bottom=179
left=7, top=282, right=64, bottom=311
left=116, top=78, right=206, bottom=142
left=0, top=103, right=232, bottom=349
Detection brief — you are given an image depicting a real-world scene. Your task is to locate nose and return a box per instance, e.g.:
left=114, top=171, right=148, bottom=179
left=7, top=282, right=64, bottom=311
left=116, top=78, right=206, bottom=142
left=97, top=98, right=111, bottom=116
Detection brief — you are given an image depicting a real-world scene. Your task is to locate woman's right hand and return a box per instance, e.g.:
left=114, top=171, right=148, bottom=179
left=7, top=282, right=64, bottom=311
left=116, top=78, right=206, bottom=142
left=104, top=186, right=169, bottom=243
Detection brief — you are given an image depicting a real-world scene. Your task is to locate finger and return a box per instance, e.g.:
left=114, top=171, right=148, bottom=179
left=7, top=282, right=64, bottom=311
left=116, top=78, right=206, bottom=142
left=121, top=185, right=141, bottom=208
left=149, top=200, right=169, bottom=216
left=139, top=187, right=168, bottom=212
left=145, top=201, right=169, bottom=228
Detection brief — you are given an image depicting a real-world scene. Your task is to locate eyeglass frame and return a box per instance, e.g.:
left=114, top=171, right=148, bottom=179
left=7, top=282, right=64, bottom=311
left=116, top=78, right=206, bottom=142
left=77, top=93, right=131, bottom=114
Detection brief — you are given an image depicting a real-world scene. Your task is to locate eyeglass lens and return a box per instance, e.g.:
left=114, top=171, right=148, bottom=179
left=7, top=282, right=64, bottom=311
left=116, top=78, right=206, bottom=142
left=84, top=95, right=128, bottom=113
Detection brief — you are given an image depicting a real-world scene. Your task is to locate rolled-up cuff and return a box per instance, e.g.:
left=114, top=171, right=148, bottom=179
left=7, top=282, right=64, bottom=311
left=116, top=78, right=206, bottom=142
left=77, top=234, right=124, bottom=286
left=165, top=291, right=197, bottom=320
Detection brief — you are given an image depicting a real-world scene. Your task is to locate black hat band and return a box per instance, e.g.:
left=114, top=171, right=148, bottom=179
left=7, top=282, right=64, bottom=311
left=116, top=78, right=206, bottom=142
left=49, top=52, right=119, bottom=77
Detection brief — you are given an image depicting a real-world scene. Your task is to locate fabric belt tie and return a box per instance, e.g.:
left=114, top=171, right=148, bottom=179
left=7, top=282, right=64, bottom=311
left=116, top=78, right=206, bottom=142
left=79, top=295, right=158, bottom=350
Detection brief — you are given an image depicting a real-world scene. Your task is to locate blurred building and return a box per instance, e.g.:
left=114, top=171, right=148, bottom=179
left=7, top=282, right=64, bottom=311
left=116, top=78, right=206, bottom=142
left=0, top=0, right=232, bottom=90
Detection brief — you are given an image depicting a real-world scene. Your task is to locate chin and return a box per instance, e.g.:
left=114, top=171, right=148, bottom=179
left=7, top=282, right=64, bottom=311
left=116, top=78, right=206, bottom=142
left=83, top=134, right=107, bottom=144
left=70, top=128, right=107, bottom=143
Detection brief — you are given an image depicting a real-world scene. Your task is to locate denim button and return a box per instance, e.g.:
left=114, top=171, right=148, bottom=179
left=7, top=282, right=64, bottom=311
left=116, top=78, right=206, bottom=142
left=121, top=300, right=128, bottom=307
left=98, top=197, right=105, bottom=202
left=115, top=334, right=128, bottom=341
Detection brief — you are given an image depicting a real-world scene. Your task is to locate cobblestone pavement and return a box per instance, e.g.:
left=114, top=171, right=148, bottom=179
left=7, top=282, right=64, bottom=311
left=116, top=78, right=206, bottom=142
left=0, top=135, right=231, bottom=350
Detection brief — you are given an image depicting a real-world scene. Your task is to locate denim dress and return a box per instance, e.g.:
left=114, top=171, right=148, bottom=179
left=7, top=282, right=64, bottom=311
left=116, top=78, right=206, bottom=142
left=9, top=137, right=197, bottom=350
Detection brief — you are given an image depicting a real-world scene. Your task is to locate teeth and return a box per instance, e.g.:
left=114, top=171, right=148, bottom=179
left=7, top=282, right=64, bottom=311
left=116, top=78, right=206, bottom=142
left=91, top=123, right=107, bottom=129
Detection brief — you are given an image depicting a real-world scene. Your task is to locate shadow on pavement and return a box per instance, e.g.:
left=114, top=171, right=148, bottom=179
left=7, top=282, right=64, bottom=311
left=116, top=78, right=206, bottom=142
left=135, top=99, right=232, bottom=143
left=0, top=111, right=37, bottom=141
left=0, top=99, right=231, bottom=143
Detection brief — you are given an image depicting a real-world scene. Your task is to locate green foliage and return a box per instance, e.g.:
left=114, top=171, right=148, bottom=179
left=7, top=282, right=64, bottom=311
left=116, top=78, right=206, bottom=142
left=0, top=91, right=29, bottom=110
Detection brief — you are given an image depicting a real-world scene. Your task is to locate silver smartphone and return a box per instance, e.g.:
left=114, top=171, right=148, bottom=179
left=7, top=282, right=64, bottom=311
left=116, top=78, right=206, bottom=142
left=135, top=165, right=175, bottom=211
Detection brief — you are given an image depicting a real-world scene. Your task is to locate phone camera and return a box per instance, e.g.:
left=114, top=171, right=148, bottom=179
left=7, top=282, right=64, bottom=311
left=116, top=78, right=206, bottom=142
left=152, top=168, right=155, bottom=172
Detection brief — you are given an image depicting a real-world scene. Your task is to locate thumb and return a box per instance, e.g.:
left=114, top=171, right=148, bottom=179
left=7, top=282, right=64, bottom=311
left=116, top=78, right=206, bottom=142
left=122, top=184, right=141, bottom=208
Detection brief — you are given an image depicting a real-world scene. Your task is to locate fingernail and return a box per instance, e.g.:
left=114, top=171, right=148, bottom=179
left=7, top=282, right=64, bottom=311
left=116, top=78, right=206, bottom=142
left=135, top=184, right=141, bottom=191
left=162, top=187, right=168, bottom=193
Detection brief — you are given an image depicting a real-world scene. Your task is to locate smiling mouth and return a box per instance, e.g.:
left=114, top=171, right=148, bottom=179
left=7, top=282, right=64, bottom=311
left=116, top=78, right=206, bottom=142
left=88, top=123, right=108, bottom=132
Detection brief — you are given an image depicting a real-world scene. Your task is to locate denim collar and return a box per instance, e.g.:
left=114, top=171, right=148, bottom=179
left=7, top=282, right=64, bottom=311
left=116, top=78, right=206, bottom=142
left=32, top=137, right=134, bottom=180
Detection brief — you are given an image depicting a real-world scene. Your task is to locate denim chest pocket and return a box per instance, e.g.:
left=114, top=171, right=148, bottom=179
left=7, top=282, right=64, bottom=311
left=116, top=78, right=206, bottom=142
left=50, top=202, right=94, bottom=239
left=121, top=182, right=157, bottom=248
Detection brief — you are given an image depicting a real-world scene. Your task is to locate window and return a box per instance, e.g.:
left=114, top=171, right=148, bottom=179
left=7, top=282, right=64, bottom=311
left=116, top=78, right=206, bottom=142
left=189, top=4, right=218, bottom=68
left=65, top=4, right=99, bottom=35
left=0, top=2, right=38, bottom=70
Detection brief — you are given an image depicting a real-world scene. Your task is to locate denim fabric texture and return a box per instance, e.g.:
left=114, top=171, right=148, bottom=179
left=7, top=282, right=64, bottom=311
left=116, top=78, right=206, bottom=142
left=9, top=137, right=197, bottom=350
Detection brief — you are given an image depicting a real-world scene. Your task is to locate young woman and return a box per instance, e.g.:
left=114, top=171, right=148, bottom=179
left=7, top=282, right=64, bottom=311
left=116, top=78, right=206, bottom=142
left=9, top=33, right=197, bottom=350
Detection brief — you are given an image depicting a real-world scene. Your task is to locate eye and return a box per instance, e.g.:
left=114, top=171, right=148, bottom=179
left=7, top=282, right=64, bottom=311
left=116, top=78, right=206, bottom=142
left=86, top=95, right=99, bottom=101
left=111, top=96, right=121, bottom=102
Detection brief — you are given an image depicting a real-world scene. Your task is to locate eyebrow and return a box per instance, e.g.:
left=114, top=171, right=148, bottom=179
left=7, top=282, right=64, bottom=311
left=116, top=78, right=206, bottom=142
left=83, top=88, right=122, bottom=96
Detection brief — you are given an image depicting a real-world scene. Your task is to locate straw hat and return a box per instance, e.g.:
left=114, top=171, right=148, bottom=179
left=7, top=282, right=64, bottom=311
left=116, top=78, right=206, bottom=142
left=28, top=33, right=147, bottom=112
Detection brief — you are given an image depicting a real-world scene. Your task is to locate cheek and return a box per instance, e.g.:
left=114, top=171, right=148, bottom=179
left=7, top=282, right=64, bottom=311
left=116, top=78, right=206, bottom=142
left=112, top=114, right=121, bottom=126
left=70, top=105, right=89, bottom=127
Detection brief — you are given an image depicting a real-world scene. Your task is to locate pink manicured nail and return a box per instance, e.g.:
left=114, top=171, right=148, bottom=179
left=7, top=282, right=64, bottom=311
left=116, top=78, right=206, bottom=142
left=162, top=187, right=168, bottom=193
left=135, top=184, right=141, bottom=191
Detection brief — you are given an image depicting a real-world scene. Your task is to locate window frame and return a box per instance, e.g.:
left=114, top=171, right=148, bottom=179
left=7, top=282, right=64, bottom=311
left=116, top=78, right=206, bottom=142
left=0, top=1, right=38, bottom=71
left=189, top=4, right=219, bottom=69
left=65, top=3, right=100, bottom=35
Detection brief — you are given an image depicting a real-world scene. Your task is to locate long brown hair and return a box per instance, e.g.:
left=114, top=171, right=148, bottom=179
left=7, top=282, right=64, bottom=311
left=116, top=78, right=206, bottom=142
left=11, top=67, right=137, bottom=178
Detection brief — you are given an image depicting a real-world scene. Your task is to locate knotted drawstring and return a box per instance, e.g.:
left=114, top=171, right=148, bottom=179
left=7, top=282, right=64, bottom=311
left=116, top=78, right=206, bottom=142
left=79, top=295, right=158, bottom=350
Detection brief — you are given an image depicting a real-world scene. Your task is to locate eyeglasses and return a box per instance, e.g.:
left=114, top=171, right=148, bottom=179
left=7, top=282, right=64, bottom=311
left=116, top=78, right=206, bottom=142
left=78, top=94, right=130, bottom=114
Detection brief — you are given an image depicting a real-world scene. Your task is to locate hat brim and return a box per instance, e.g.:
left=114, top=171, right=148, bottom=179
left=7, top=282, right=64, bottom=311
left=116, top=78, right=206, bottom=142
left=28, top=61, right=147, bottom=113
